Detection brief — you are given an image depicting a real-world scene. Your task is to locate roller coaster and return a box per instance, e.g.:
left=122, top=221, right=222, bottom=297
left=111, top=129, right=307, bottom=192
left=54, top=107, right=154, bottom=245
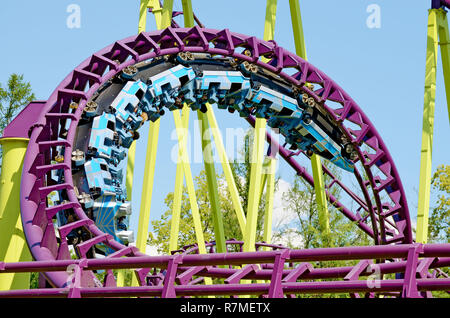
left=0, top=0, right=449, bottom=299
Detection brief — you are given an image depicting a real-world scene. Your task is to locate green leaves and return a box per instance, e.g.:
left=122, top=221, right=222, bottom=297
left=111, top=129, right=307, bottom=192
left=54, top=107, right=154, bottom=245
left=0, top=74, right=35, bottom=170
left=429, top=164, right=450, bottom=243
left=0, top=74, right=35, bottom=134
left=275, top=161, right=372, bottom=249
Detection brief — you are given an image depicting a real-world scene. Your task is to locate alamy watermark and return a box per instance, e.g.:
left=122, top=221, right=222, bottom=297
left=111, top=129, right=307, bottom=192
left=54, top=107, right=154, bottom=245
left=366, top=4, right=381, bottom=29
left=67, top=4, right=81, bottom=29
left=169, top=122, right=281, bottom=174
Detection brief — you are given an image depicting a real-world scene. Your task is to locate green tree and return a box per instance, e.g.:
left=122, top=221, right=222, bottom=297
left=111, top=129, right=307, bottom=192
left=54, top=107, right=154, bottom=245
left=428, top=164, right=450, bottom=243
left=0, top=74, right=35, bottom=169
left=273, top=161, right=372, bottom=249
left=428, top=165, right=450, bottom=298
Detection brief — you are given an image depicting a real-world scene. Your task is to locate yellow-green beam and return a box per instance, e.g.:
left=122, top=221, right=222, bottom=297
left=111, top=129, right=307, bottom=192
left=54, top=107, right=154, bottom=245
left=262, top=157, right=277, bottom=250
left=289, top=0, right=331, bottom=244
left=0, top=138, right=32, bottom=290
left=242, top=0, right=277, bottom=253
left=417, top=9, right=440, bottom=244
left=135, top=122, right=160, bottom=254
left=198, top=110, right=227, bottom=253
left=172, top=110, right=208, bottom=256
left=311, top=154, right=331, bottom=242
left=126, top=141, right=136, bottom=201
left=181, top=0, right=195, bottom=28
left=183, top=0, right=228, bottom=252
left=205, top=103, right=247, bottom=235
left=437, top=9, right=450, bottom=127
left=243, top=118, right=267, bottom=252
left=132, top=0, right=174, bottom=287
left=169, top=106, right=190, bottom=252
left=264, top=0, right=278, bottom=43
left=139, top=0, right=163, bottom=33
left=289, top=0, right=307, bottom=60
left=167, top=0, right=194, bottom=253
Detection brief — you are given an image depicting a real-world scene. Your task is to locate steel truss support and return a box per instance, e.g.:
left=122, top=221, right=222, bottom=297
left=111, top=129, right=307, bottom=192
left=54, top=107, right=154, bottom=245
left=416, top=8, right=450, bottom=244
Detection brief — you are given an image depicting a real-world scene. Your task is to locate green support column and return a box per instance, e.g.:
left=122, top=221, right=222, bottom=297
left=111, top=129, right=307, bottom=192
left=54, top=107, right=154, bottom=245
left=126, top=142, right=136, bottom=202
left=122, top=0, right=162, bottom=288
left=311, top=154, right=331, bottom=243
left=289, top=0, right=331, bottom=244
left=119, top=138, right=136, bottom=287
left=262, top=157, right=277, bottom=250
left=417, top=9, right=440, bottom=244
left=139, top=0, right=163, bottom=33
left=243, top=118, right=267, bottom=252
left=289, top=0, right=307, bottom=61
left=205, top=103, right=247, bottom=235
left=173, top=0, right=213, bottom=289
left=132, top=0, right=173, bottom=287
left=172, top=110, right=208, bottom=254
left=0, top=138, right=32, bottom=290
left=243, top=0, right=277, bottom=252
left=438, top=11, right=450, bottom=125
left=169, top=106, right=190, bottom=252
left=263, top=0, right=278, bottom=42
left=198, top=111, right=227, bottom=253
left=181, top=0, right=195, bottom=28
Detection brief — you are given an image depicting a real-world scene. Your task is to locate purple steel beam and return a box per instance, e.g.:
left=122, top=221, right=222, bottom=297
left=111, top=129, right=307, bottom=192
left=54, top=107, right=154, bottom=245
left=1, top=243, right=449, bottom=273
left=1, top=243, right=450, bottom=298
left=1, top=279, right=449, bottom=298
left=432, top=0, right=450, bottom=9
left=17, top=27, right=413, bottom=291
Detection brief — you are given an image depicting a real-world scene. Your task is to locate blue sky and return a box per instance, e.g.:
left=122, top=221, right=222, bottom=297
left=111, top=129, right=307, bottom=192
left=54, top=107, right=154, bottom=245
left=1, top=1, right=448, bottom=239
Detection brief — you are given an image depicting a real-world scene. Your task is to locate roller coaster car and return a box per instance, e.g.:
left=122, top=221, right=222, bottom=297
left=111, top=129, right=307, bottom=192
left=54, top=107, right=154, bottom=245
left=88, top=114, right=128, bottom=166
left=246, top=84, right=300, bottom=119
left=289, top=107, right=354, bottom=172
left=147, top=64, right=196, bottom=111
left=91, top=199, right=135, bottom=254
left=89, top=114, right=117, bottom=158
left=116, top=128, right=140, bottom=149
left=110, top=80, right=147, bottom=131
left=84, top=158, right=119, bottom=198
left=194, top=70, right=252, bottom=110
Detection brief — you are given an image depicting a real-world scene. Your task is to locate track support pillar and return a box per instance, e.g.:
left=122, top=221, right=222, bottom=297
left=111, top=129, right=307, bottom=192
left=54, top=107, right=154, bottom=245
left=417, top=8, right=450, bottom=244
left=289, top=0, right=331, bottom=245
left=0, top=138, right=32, bottom=291
left=197, top=111, right=227, bottom=253
left=205, top=103, right=247, bottom=235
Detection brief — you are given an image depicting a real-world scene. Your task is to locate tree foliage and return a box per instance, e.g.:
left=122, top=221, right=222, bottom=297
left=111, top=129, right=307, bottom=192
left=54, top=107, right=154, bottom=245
left=0, top=74, right=35, bottom=133
left=0, top=74, right=35, bottom=169
left=429, top=164, right=450, bottom=243
left=273, top=160, right=372, bottom=249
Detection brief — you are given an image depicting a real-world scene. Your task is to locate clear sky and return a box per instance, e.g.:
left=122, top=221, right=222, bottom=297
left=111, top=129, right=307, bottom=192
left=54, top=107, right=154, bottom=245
left=1, top=1, right=448, bottom=239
